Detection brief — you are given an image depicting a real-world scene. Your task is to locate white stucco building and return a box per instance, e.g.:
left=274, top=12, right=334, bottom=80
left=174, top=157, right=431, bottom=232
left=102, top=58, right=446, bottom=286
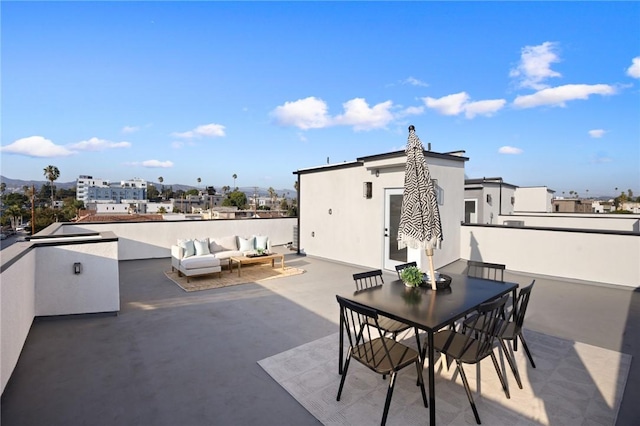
left=514, top=186, right=555, bottom=213
left=464, top=178, right=517, bottom=224
left=294, top=149, right=468, bottom=273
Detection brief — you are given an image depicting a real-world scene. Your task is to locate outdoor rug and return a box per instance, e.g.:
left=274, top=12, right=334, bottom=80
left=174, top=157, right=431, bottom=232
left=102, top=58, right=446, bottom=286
left=164, top=264, right=305, bottom=292
left=258, top=330, right=631, bottom=425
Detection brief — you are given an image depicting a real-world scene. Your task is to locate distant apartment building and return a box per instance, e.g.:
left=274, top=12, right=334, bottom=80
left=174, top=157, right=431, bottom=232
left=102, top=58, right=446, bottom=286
left=76, top=176, right=147, bottom=204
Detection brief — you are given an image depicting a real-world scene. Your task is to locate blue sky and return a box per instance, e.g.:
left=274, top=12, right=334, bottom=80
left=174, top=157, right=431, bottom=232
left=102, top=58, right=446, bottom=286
left=1, top=1, right=639, bottom=197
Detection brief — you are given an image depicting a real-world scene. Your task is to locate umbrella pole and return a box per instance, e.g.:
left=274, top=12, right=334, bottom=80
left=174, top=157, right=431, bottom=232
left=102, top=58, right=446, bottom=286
left=426, top=248, right=437, bottom=291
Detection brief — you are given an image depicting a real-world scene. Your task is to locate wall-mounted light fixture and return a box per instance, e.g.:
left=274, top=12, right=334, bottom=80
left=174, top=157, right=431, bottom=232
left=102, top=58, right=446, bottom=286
left=73, top=262, right=82, bottom=275
left=375, top=170, right=380, bottom=178
left=486, top=194, right=492, bottom=203
left=328, top=208, right=332, bottom=215
left=363, top=182, right=373, bottom=199
left=511, top=196, right=515, bottom=205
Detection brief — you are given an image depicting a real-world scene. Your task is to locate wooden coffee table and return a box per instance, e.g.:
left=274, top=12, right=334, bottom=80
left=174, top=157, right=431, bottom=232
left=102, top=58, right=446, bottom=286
left=229, top=253, right=285, bottom=277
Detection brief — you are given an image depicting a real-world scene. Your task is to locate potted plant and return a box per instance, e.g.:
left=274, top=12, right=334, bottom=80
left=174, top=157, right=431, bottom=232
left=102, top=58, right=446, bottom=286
left=400, top=266, right=423, bottom=288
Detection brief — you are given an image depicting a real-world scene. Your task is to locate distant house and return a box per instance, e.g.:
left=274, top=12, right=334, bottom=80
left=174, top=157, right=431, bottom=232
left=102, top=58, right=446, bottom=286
left=464, top=178, right=517, bottom=224
left=552, top=198, right=593, bottom=213
left=294, top=149, right=467, bottom=272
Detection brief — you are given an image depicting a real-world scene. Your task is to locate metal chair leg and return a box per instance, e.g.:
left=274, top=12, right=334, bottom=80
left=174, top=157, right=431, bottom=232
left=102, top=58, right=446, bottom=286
left=457, top=362, right=481, bottom=425
left=381, top=372, right=397, bottom=426
left=490, top=352, right=510, bottom=399
left=500, top=340, right=522, bottom=389
left=519, top=333, right=536, bottom=368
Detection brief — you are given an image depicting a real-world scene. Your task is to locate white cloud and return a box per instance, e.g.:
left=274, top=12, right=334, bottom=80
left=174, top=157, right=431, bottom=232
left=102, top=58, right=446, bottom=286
left=270, top=97, right=331, bottom=130
left=424, top=92, right=469, bottom=116
left=423, top=92, right=506, bottom=118
left=333, top=98, right=395, bottom=131
left=171, top=141, right=184, bottom=149
left=172, top=123, right=226, bottom=139
left=464, top=99, right=507, bottom=118
left=626, top=57, right=640, bottom=78
left=512, top=84, right=616, bottom=108
left=142, top=160, right=173, bottom=168
left=588, top=129, right=606, bottom=138
left=498, top=146, right=523, bottom=154
left=397, top=105, right=425, bottom=117
left=122, top=125, right=140, bottom=133
left=510, top=41, right=562, bottom=90
left=402, top=77, right=429, bottom=87
left=1, top=136, right=75, bottom=157
left=68, top=137, right=131, bottom=151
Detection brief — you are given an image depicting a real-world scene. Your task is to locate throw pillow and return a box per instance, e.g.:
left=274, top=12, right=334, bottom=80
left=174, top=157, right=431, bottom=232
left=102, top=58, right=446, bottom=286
left=209, top=239, right=223, bottom=253
left=238, top=236, right=255, bottom=252
left=194, top=238, right=210, bottom=256
left=254, top=235, right=269, bottom=251
left=178, top=239, right=196, bottom=258
left=215, top=235, right=238, bottom=251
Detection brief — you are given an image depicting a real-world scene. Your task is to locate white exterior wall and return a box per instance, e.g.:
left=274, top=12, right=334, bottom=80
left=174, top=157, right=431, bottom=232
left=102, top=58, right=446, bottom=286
left=35, top=240, right=120, bottom=316
left=460, top=225, right=639, bottom=287
left=515, top=187, right=553, bottom=212
left=1, top=248, right=36, bottom=393
left=298, top=154, right=465, bottom=272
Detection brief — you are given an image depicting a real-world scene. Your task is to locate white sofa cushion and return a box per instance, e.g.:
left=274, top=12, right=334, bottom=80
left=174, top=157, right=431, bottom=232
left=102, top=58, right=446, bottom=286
left=238, top=236, right=255, bottom=252
left=254, top=235, right=269, bottom=251
left=178, top=239, right=196, bottom=258
left=194, top=238, right=211, bottom=256
left=180, top=254, right=220, bottom=270
left=211, top=235, right=237, bottom=252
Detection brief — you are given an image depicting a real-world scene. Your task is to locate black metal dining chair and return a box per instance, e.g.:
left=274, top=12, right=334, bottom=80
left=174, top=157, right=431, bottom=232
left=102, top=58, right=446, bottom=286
left=336, top=295, right=428, bottom=426
left=394, top=261, right=417, bottom=280
left=433, top=294, right=511, bottom=425
left=466, top=260, right=506, bottom=282
left=352, top=270, right=414, bottom=339
left=463, top=280, right=536, bottom=390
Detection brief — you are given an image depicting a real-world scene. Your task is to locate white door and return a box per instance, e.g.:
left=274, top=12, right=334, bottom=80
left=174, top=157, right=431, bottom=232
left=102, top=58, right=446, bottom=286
left=383, top=188, right=407, bottom=271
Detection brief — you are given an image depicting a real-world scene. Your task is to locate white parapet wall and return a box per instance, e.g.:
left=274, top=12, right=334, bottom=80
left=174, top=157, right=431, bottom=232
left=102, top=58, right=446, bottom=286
left=35, top=238, right=120, bottom=316
left=1, top=232, right=119, bottom=394
left=59, top=218, right=297, bottom=260
left=499, top=213, right=640, bottom=232
left=1, top=247, right=36, bottom=393
left=460, top=224, right=639, bottom=288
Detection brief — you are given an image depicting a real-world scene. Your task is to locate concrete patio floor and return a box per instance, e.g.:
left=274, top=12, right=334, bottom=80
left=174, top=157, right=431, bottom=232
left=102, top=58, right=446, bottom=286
left=1, top=252, right=638, bottom=425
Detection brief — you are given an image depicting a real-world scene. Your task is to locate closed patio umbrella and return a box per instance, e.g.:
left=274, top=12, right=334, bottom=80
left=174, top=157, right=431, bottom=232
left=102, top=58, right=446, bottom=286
left=397, top=125, right=443, bottom=290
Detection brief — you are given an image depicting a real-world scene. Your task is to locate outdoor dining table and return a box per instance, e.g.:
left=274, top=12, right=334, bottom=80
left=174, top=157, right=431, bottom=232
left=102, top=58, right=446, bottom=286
left=337, top=272, right=518, bottom=426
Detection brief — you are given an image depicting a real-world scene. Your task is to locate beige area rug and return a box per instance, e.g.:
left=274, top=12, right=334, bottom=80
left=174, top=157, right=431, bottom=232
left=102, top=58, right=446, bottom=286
left=258, top=330, right=631, bottom=426
left=164, top=264, right=305, bottom=292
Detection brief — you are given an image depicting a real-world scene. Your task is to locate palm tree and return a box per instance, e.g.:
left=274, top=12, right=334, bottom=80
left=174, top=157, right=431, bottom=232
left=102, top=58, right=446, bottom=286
left=158, top=176, right=165, bottom=199
left=43, top=165, right=60, bottom=207
left=232, top=174, right=237, bottom=190
left=197, top=177, right=201, bottom=187
left=222, top=185, right=230, bottom=195
left=268, top=187, right=276, bottom=208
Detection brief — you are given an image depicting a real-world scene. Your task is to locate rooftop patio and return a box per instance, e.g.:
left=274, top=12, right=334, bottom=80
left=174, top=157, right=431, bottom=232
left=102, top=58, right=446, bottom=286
left=1, top=251, right=638, bottom=425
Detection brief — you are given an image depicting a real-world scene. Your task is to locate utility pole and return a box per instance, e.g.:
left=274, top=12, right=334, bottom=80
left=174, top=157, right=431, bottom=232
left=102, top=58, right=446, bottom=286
left=31, top=184, right=35, bottom=235
left=253, top=186, right=258, bottom=217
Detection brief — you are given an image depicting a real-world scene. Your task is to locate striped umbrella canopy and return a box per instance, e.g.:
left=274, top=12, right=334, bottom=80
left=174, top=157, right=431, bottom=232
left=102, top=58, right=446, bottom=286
left=397, top=125, right=443, bottom=289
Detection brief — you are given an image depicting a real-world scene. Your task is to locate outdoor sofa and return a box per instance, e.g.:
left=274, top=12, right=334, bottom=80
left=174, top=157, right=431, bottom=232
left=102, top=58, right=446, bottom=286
left=171, top=235, right=270, bottom=281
